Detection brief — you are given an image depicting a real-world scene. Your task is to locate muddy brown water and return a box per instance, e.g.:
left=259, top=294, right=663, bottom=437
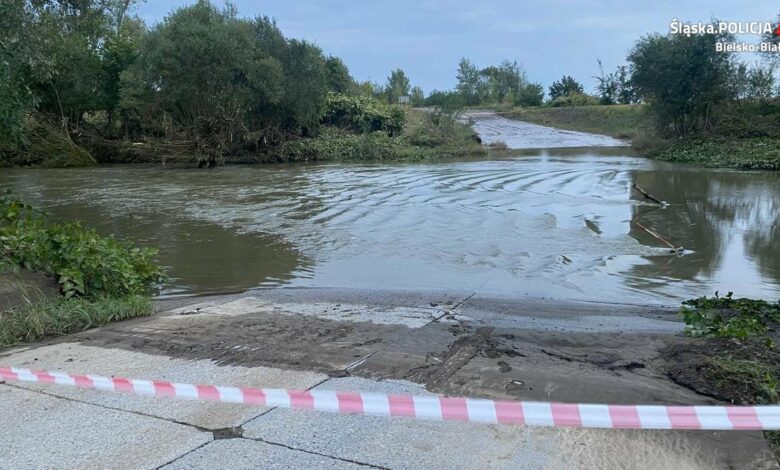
left=1, top=114, right=778, bottom=304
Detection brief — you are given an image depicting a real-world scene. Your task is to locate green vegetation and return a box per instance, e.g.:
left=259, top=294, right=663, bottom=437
left=1, top=1, right=475, bottom=168
left=0, top=295, right=152, bottom=348
left=1, top=195, right=165, bottom=298
left=322, top=93, right=405, bottom=136
left=264, top=109, right=484, bottom=163
left=0, top=195, right=164, bottom=347
left=504, top=104, right=651, bottom=140
left=548, top=75, right=584, bottom=101
left=680, top=292, right=780, bottom=342
left=673, top=292, right=780, bottom=454
left=704, top=356, right=778, bottom=404
left=648, top=138, right=780, bottom=171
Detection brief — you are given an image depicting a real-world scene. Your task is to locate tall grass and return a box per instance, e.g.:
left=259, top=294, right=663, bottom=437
left=0, top=296, right=152, bottom=348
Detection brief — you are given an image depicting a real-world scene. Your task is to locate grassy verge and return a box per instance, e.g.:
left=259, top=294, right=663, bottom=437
left=501, top=104, right=652, bottom=140
left=0, top=296, right=152, bottom=348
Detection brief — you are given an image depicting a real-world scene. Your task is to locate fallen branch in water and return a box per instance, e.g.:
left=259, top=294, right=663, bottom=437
left=635, top=221, right=683, bottom=254
left=632, top=184, right=664, bottom=205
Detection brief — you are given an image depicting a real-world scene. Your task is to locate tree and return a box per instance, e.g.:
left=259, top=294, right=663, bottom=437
left=548, top=75, right=584, bottom=100
left=384, top=68, right=411, bottom=104
left=515, top=83, right=544, bottom=106
left=732, top=63, right=775, bottom=101
left=480, top=60, right=525, bottom=103
left=593, top=61, right=637, bottom=105
left=628, top=28, right=735, bottom=136
left=615, top=66, right=637, bottom=104
left=455, top=58, right=482, bottom=106
left=594, top=60, right=618, bottom=105
left=761, top=12, right=779, bottom=69
left=324, top=56, right=352, bottom=93
left=0, top=0, right=36, bottom=149
left=409, top=86, right=425, bottom=106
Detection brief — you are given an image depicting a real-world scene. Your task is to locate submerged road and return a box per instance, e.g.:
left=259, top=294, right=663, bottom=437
left=2, top=115, right=778, bottom=469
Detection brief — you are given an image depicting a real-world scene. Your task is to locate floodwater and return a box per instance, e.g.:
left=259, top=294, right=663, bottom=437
left=464, top=111, right=627, bottom=148
left=1, top=114, right=778, bottom=304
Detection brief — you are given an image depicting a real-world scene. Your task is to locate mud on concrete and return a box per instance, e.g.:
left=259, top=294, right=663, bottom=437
left=6, top=287, right=777, bottom=468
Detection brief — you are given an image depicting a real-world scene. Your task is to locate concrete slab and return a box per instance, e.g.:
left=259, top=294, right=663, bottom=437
left=243, top=377, right=553, bottom=469
left=1, top=343, right=327, bottom=429
left=242, top=377, right=760, bottom=469
left=169, top=296, right=446, bottom=328
left=0, top=385, right=211, bottom=470
left=162, top=439, right=366, bottom=469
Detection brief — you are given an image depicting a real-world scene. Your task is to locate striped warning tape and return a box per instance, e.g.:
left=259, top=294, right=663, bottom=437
left=2, top=366, right=778, bottom=430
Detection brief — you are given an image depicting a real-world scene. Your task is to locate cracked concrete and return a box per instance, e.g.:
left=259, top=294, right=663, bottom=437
left=0, top=288, right=777, bottom=469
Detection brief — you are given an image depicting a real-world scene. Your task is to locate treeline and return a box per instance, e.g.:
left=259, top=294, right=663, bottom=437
left=424, top=59, right=544, bottom=109
left=0, top=0, right=470, bottom=167
left=426, top=19, right=779, bottom=141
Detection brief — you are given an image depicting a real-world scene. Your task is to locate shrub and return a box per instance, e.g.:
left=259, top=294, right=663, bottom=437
left=550, top=92, right=600, bottom=107
left=0, top=195, right=165, bottom=298
left=322, top=93, right=405, bottom=136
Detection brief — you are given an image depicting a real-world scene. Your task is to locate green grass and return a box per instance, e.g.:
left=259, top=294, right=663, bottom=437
left=648, top=137, right=780, bottom=170
left=0, top=295, right=152, bottom=348
left=502, top=104, right=652, bottom=140
left=705, top=355, right=778, bottom=404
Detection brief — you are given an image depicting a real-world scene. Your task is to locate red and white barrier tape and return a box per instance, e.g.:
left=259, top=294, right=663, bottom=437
left=2, top=366, right=778, bottom=430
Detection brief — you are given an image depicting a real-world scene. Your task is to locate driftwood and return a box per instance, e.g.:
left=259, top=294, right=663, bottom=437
left=635, top=221, right=684, bottom=254
left=632, top=184, right=663, bottom=205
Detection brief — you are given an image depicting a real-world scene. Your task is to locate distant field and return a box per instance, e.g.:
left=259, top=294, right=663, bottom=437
left=501, top=104, right=653, bottom=141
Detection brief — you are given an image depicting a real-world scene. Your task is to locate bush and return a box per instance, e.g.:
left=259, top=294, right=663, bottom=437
left=0, top=195, right=165, bottom=298
left=550, top=92, right=600, bottom=107
left=272, top=128, right=428, bottom=162
left=322, top=93, right=405, bottom=136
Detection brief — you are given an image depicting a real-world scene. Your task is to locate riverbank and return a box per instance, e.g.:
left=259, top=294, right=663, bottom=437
left=2, top=108, right=486, bottom=168
left=1, top=287, right=776, bottom=468
left=500, top=104, right=780, bottom=170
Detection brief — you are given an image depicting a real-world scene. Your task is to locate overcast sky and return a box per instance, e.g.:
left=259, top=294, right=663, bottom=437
left=135, top=1, right=778, bottom=94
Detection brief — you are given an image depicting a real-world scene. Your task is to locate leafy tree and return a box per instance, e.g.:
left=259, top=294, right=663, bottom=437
left=455, top=58, right=482, bottom=105
left=594, top=60, right=618, bottom=105
left=761, top=12, right=779, bottom=69
left=409, top=86, right=425, bottom=106
left=615, top=66, right=637, bottom=104
left=548, top=75, right=584, bottom=100
left=384, top=68, right=411, bottom=104
left=0, top=0, right=36, bottom=149
left=480, top=60, right=525, bottom=103
left=628, top=28, right=735, bottom=136
left=515, top=83, right=544, bottom=106
left=594, top=61, right=637, bottom=105
left=324, top=56, right=352, bottom=94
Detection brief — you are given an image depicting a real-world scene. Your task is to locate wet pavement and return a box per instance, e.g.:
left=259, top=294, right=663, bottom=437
left=1, top=290, right=774, bottom=469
